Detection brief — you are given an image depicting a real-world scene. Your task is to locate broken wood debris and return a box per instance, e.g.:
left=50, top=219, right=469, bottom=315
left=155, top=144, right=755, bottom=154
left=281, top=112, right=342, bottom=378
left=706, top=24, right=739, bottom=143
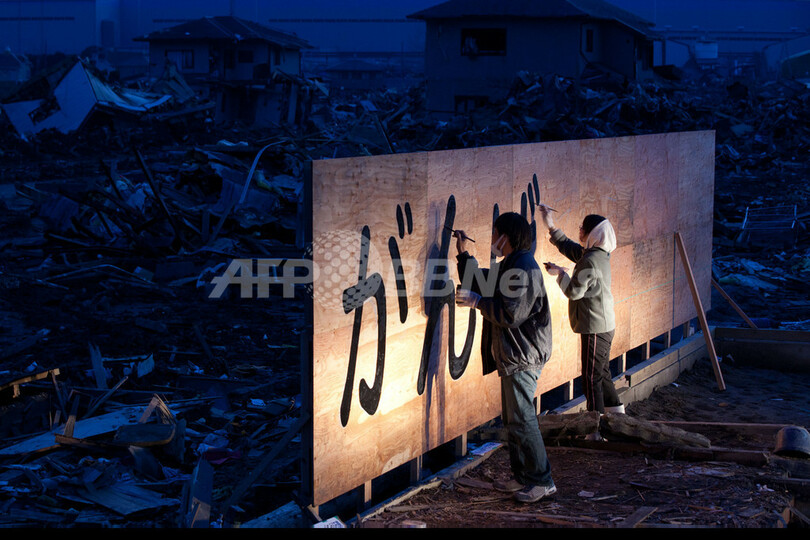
left=1, top=52, right=809, bottom=529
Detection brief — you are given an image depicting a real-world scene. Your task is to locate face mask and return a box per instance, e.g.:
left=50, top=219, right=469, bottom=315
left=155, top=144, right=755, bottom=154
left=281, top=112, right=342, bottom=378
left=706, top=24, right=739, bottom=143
left=491, top=234, right=506, bottom=258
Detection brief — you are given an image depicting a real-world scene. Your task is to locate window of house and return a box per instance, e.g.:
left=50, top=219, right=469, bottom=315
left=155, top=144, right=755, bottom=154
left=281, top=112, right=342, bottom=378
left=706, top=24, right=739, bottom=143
left=642, top=42, right=653, bottom=69
left=165, top=49, right=194, bottom=70
left=460, top=28, right=506, bottom=56
left=238, top=50, right=254, bottom=64
left=269, top=46, right=282, bottom=66
left=585, top=29, right=595, bottom=53
left=454, top=95, right=489, bottom=113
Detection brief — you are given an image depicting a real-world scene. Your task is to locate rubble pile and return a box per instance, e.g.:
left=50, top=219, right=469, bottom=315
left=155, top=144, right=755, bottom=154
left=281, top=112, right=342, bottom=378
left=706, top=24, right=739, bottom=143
left=0, top=66, right=809, bottom=527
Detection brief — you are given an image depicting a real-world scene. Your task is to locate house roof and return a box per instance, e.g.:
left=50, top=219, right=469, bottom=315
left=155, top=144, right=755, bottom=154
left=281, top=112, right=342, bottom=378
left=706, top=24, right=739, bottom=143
left=134, top=16, right=312, bottom=49
left=408, top=0, right=655, bottom=36
left=0, top=51, right=28, bottom=71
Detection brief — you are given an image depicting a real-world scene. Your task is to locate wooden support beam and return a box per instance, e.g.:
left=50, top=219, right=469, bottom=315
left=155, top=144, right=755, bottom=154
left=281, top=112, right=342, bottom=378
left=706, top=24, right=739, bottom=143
left=617, top=353, right=627, bottom=374
left=675, top=232, right=725, bottom=391
left=357, top=481, right=372, bottom=512
left=711, top=278, right=758, bottom=329
left=410, top=455, right=423, bottom=484
left=454, top=433, right=468, bottom=459
left=564, top=380, right=574, bottom=402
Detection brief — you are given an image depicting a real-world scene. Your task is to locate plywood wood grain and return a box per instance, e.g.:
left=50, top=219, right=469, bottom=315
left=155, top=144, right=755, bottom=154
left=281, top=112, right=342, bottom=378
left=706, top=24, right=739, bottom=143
left=309, top=132, right=714, bottom=506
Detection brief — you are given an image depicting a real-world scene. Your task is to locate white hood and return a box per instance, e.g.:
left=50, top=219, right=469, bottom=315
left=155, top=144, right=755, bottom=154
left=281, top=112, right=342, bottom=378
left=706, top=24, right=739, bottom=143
left=586, top=219, right=617, bottom=253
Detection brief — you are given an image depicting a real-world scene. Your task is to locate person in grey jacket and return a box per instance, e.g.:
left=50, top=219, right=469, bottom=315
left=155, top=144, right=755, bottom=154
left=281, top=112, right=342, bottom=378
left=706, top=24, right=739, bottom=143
left=454, top=212, right=556, bottom=504
left=539, top=207, right=624, bottom=426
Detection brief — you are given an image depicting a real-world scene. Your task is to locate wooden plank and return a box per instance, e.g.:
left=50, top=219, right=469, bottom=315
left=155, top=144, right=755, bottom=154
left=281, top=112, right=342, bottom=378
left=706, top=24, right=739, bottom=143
left=0, top=406, right=143, bottom=456
left=354, top=478, right=443, bottom=525
left=624, top=331, right=706, bottom=386
left=0, top=369, right=60, bottom=397
left=84, top=375, right=128, bottom=418
left=711, top=279, right=758, bottom=329
left=675, top=232, right=725, bottom=391
left=618, top=506, right=658, bottom=528
left=88, top=342, right=108, bottom=390
left=80, top=483, right=178, bottom=516
left=715, top=332, right=810, bottom=372
left=715, top=327, right=810, bottom=343
left=650, top=421, right=790, bottom=437
left=761, top=477, right=810, bottom=497
left=184, top=458, right=214, bottom=528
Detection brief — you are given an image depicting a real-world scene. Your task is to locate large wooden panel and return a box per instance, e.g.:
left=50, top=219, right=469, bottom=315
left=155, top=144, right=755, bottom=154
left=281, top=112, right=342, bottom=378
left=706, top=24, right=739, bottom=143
left=308, top=132, right=714, bottom=506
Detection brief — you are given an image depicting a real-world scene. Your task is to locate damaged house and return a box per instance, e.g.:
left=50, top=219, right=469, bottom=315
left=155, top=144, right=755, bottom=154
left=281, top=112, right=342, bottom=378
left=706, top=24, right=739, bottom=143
left=408, top=0, right=659, bottom=113
left=0, top=49, right=31, bottom=96
left=135, top=16, right=314, bottom=127
left=1, top=57, right=172, bottom=138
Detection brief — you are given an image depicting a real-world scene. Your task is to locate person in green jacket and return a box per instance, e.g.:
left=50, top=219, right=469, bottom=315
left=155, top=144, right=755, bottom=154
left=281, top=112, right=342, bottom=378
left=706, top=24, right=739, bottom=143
left=538, top=206, right=625, bottom=431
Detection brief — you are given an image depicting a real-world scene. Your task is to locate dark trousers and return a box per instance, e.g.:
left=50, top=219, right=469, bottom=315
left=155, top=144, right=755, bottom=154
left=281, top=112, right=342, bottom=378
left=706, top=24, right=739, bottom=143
left=500, top=368, right=553, bottom=487
left=580, top=330, right=621, bottom=413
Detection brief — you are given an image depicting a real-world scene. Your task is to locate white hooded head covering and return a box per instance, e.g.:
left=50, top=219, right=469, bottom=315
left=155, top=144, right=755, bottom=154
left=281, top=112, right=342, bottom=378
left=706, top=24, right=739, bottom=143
left=586, top=219, right=617, bottom=253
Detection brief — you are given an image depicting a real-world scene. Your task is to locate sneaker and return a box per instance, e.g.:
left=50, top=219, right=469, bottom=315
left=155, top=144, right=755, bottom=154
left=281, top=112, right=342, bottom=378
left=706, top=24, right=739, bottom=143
left=493, top=478, right=524, bottom=493
left=514, top=482, right=557, bottom=503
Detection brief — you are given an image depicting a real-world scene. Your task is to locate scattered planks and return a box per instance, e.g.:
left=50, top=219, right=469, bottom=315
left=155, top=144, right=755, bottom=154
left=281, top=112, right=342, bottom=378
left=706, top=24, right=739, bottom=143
left=0, top=368, right=60, bottom=399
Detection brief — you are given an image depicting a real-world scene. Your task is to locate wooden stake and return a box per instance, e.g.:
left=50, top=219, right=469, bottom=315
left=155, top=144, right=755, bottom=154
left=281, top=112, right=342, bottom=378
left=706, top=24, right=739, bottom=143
left=711, top=278, right=759, bottom=329
left=675, top=232, right=726, bottom=391
left=410, top=455, right=423, bottom=484
left=454, top=433, right=468, bottom=459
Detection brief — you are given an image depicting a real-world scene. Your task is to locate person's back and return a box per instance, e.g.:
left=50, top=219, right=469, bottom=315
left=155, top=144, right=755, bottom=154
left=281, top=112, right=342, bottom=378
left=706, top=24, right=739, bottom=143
left=454, top=212, right=556, bottom=504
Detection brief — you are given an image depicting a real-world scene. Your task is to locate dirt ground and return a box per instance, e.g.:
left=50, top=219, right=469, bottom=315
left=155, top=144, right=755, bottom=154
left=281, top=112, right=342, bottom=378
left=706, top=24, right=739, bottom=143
left=356, top=360, right=810, bottom=528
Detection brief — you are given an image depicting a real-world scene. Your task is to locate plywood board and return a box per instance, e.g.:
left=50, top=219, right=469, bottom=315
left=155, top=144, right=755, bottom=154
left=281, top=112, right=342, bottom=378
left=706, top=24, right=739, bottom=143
left=308, top=132, right=714, bottom=505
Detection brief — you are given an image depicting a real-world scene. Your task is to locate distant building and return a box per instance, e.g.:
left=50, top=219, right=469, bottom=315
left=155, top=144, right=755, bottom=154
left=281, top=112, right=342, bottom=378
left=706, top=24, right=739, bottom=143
left=408, top=0, right=658, bottom=113
left=0, top=49, right=31, bottom=96
left=763, top=35, right=810, bottom=80
left=324, top=59, right=385, bottom=93
left=605, top=0, right=810, bottom=78
left=134, top=16, right=313, bottom=126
